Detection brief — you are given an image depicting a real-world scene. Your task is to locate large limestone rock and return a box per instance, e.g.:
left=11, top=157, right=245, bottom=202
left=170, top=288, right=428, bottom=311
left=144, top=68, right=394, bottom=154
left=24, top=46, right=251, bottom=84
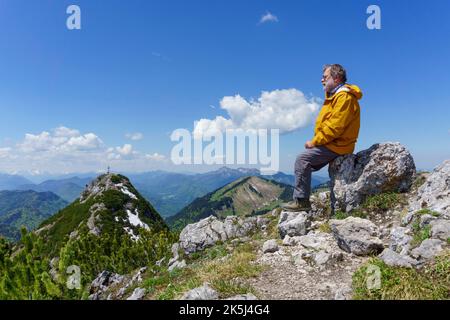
left=408, top=160, right=450, bottom=219
left=329, top=142, right=416, bottom=212
left=278, top=211, right=311, bottom=238
left=330, top=217, right=384, bottom=256
left=179, top=215, right=262, bottom=254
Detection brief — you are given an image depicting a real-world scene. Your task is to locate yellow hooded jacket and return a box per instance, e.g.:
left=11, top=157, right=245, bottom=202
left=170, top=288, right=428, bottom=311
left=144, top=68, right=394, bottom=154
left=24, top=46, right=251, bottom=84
left=311, top=84, right=362, bottom=155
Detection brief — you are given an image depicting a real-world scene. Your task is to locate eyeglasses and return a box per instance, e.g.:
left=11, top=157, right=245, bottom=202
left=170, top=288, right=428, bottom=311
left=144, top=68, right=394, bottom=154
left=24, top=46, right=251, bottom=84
left=322, top=74, right=331, bottom=81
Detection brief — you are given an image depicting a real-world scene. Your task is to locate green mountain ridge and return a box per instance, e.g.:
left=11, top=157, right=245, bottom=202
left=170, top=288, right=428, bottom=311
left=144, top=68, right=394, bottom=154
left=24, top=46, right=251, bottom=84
left=167, top=176, right=294, bottom=230
left=36, top=173, right=168, bottom=256
left=0, top=173, right=176, bottom=300
left=0, top=190, right=68, bottom=241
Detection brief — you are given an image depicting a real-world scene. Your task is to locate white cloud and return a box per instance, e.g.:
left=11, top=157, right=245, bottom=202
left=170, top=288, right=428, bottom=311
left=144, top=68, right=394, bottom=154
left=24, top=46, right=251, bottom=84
left=19, top=127, right=103, bottom=153
left=259, top=12, right=278, bottom=24
left=0, top=147, right=11, bottom=159
left=125, top=132, right=144, bottom=141
left=107, top=144, right=138, bottom=160
left=0, top=126, right=168, bottom=174
left=193, top=89, right=320, bottom=137
left=54, top=126, right=80, bottom=137
left=116, top=144, right=133, bottom=156
left=145, top=153, right=166, bottom=161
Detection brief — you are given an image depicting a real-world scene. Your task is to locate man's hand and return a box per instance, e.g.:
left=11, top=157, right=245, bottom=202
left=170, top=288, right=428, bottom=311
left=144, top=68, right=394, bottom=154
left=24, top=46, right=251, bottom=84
left=305, top=141, right=315, bottom=149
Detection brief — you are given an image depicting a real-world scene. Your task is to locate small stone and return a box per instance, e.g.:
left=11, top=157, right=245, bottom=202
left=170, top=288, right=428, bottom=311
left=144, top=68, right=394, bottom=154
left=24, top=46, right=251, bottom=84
left=126, top=287, right=146, bottom=300
left=180, top=284, right=219, bottom=300
left=378, top=249, right=419, bottom=268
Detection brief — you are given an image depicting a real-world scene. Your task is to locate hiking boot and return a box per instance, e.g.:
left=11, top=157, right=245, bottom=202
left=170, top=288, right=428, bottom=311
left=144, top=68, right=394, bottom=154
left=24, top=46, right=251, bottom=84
left=281, top=198, right=312, bottom=212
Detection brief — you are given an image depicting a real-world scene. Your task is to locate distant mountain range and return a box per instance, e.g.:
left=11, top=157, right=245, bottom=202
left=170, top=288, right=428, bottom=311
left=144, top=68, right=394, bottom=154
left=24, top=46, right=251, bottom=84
left=0, top=174, right=34, bottom=190
left=15, top=177, right=93, bottom=202
left=0, top=190, right=68, bottom=241
left=167, top=176, right=293, bottom=230
left=0, top=168, right=329, bottom=218
left=127, top=167, right=327, bottom=217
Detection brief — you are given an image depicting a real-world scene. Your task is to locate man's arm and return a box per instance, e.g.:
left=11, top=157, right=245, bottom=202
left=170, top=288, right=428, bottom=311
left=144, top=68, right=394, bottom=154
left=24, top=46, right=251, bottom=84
left=311, top=94, right=356, bottom=146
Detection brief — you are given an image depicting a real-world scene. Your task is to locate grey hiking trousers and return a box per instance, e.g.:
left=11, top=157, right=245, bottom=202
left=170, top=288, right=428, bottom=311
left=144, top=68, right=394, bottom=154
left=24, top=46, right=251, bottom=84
left=293, top=145, right=340, bottom=200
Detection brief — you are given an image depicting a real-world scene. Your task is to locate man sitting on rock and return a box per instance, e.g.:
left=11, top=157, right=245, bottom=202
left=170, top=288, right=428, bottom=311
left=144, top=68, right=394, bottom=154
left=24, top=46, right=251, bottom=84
left=282, top=64, right=363, bottom=211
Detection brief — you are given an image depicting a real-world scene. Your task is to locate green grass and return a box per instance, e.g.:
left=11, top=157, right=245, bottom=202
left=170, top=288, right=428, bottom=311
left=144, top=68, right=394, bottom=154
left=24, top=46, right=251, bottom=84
left=318, top=222, right=331, bottom=233
left=415, top=209, right=440, bottom=217
left=188, top=243, right=228, bottom=262
left=145, top=241, right=263, bottom=300
left=362, top=192, right=403, bottom=212
left=352, top=253, right=450, bottom=300
left=410, top=222, right=432, bottom=248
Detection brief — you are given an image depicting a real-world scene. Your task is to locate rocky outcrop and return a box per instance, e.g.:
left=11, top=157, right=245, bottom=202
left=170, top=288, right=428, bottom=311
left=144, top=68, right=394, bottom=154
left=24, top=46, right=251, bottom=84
left=330, top=217, right=384, bottom=256
left=278, top=211, right=311, bottom=238
left=89, top=271, right=125, bottom=300
left=88, top=267, right=147, bottom=300
left=407, top=160, right=450, bottom=219
left=329, top=142, right=416, bottom=212
left=179, top=215, right=267, bottom=254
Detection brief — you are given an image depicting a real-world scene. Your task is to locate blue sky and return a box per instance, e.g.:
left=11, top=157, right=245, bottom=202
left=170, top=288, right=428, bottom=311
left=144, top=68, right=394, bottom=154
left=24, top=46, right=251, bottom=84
left=0, top=0, right=449, bottom=175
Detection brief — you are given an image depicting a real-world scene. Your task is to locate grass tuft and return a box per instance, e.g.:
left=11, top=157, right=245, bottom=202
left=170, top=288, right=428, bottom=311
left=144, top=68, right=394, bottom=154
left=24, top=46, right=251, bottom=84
left=352, top=252, right=450, bottom=300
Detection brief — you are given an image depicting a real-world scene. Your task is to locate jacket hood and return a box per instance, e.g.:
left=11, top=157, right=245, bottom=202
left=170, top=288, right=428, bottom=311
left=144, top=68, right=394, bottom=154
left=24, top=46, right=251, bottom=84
left=327, top=84, right=363, bottom=100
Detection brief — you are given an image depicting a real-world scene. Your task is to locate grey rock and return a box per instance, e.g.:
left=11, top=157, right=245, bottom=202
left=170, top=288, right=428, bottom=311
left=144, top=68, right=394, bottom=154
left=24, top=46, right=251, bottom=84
left=256, top=216, right=270, bottom=228
left=262, top=239, right=279, bottom=253
left=278, top=211, right=311, bottom=238
left=329, top=142, right=416, bottom=212
left=155, top=258, right=165, bottom=267
left=168, top=256, right=178, bottom=267
left=225, top=294, right=257, bottom=300
left=430, top=219, right=450, bottom=241
left=313, top=250, right=343, bottom=268
left=408, top=160, right=450, bottom=218
left=330, top=217, right=384, bottom=256
left=296, top=233, right=329, bottom=251
left=410, top=239, right=445, bottom=261
left=179, top=216, right=258, bottom=254
left=334, top=285, right=352, bottom=300
left=379, top=249, right=419, bottom=268
left=168, top=259, right=186, bottom=272
left=171, top=243, right=180, bottom=260
left=126, top=287, right=146, bottom=300
left=282, top=235, right=302, bottom=246
left=115, top=267, right=147, bottom=299
left=180, top=284, right=219, bottom=300
left=389, top=227, right=412, bottom=254
left=89, top=271, right=125, bottom=300
left=310, top=191, right=331, bottom=217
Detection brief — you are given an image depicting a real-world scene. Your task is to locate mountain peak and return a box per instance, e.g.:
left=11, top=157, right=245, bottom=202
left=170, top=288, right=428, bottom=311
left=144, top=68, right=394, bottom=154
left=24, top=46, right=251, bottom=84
left=80, top=174, right=136, bottom=203
left=38, top=173, right=167, bottom=255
